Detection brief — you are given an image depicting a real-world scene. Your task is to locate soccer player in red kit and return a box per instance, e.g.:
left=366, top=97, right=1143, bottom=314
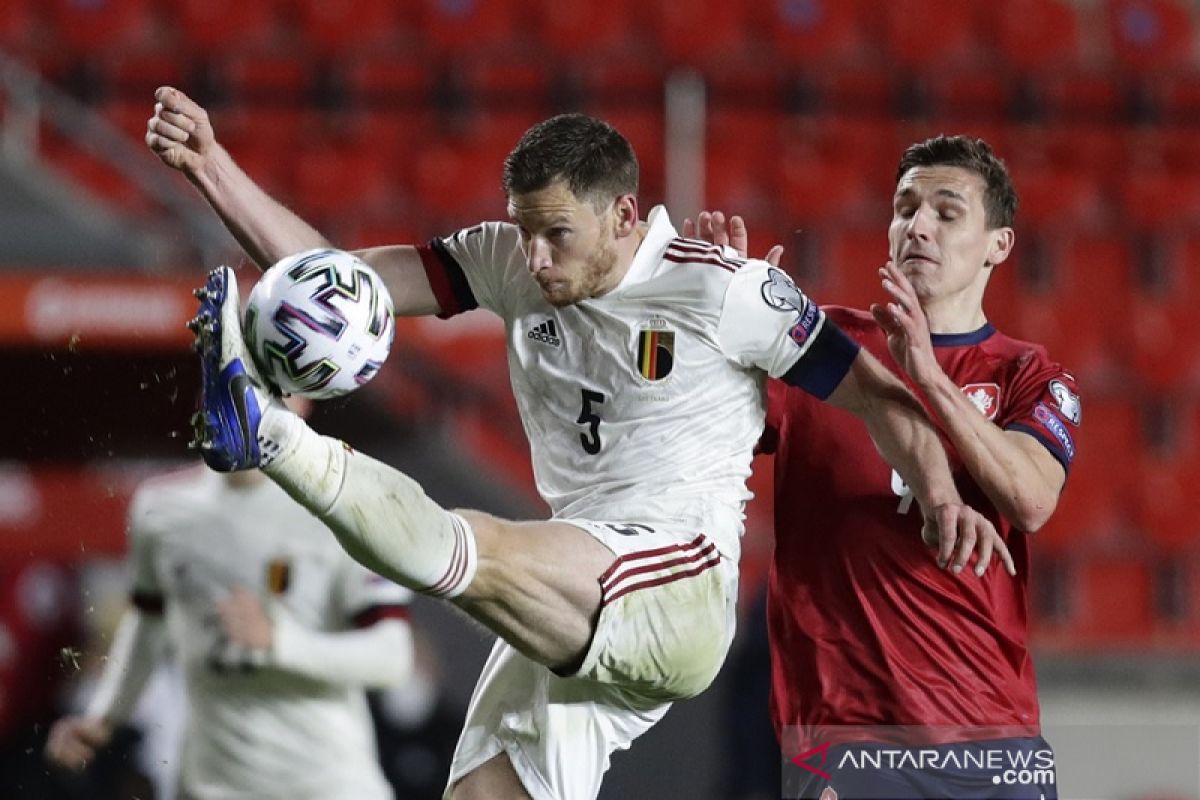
left=695, top=136, right=1078, bottom=799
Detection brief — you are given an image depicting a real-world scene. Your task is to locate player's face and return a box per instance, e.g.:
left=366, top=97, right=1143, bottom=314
left=508, top=181, right=622, bottom=307
left=888, top=165, right=1009, bottom=303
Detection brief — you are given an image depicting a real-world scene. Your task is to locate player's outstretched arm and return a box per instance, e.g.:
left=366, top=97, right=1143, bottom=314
left=827, top=349, right=1016, bottom=577
left=46, top=608, right=167, bottom=770
left=147, top=86, right=330, bottom=268
left=147, top=87, right=439, bottom=315
left=872, top=262, right=1066, bottom=532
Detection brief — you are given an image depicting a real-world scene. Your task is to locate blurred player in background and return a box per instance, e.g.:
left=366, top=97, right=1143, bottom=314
left=46, top=398, right=414, bottom=800
left=145, top=87, right=1011, bottom=800
left=695, top=135, right=1078, bottom=799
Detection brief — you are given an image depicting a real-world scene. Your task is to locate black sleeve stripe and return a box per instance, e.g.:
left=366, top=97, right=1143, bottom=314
left=1007, top=422, right=1073, bottom=477
left=131, top=590, right=165, bottom=615
left=429, top=237, right=478, bottom=317
left=780, top=320, right=861, bottom=400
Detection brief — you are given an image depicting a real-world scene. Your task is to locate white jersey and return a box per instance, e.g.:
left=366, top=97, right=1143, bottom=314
left=128, top=467, right=409, bottom=800
left=427, top=207, right=838, bottom=561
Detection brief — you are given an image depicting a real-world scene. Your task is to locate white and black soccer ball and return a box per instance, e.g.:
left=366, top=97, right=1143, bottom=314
left=244, top=248, right=395, bottom=399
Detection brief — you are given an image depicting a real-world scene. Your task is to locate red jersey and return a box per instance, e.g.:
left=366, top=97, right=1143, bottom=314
left=762, top=307, right=1081, bottom=749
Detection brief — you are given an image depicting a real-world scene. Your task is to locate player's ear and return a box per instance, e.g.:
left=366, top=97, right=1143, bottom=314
left=985, top=226, right=1014, bottom=268
left=612, top=193, right=638, bottom=238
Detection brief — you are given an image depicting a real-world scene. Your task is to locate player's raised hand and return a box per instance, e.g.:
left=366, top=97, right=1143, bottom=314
left=922, top=502, right=1016, bottom=577
left=146, top=86, right=216, bottom=174
left=683, top=210, right=784, bottom=266
left=871, top=261, right=940, bottom=386
left=45, top=715, right=112, bottom=771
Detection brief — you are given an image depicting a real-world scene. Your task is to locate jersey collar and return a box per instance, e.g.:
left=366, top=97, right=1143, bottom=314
left=930, top=322, right=995, bottom=348
left=614, top=205, right=676, bottom=292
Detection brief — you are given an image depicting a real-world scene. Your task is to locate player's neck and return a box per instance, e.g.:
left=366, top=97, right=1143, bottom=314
left=923, top=295, right=988, bottom=334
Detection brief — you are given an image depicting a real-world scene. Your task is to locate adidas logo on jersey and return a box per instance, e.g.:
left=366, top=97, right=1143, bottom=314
left=527, top=319, right=561, bottom=346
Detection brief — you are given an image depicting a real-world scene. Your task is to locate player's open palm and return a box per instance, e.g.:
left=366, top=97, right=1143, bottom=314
left=45, top=715, right=112, bottom=771
left=922, top=502, right=1016, bottom=577
left=146, top=86, right=215, bottom=174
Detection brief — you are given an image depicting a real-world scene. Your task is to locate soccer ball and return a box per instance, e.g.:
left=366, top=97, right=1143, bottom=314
left=244, top=248, right=395, bottom=399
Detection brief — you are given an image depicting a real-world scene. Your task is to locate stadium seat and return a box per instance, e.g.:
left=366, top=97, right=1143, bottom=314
left=459, top=56, right=553, bottom=108
left=220, top=53, right=313, bottom=106
left=1069, top=557, right=1157, bottom=646
left=104, top=51, right=190, bottom=100
left=1104, top=0, right=1196, bottom=73
left=648, top=0, right=751, bottom=67
left=820, top=227, right=891, bottom=309
left=704, top=111, right=780, bottom=220
left=1130, top=290, right=1200, bottom=392
left=759, top=0, right=870, bottom=67
left=47, top=0, right=151, bottom=54
left=1115, top=168, right=1200, bottom=230
left=1136, top=448, right=1200, bottom=552
left=170, top=0, right=281, bottom=54
left=1149, top=72, right=1200, bottom=127
left=531, top=0, right=636, bottom=59
left=1037, top=69, right=1128, bottom=124
left=344, top=55, right=437, bottom=109
left=0, top=0, right=36, bottom=52
left=988, top=0, right=1083, bottom=70
left=879, top=0, right=984, bottom=70
left=1006, top=166, right=1102, bottom=228
left=1037, top=397, right=1142, bottom=551
left=295, top=0, right=402, bottom=55
left=293, top=143, right=395, bottom=221
left=414, top=0, right=521, bottom=54
left=923, top=70, right=1014, bottom=123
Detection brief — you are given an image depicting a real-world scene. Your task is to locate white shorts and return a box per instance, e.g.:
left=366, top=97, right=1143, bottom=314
left=445, top=520, right=738, bottom=800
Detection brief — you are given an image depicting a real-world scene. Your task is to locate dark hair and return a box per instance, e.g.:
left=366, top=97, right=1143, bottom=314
left=502, top=114, right=639, bottom=206
left=896, top=135, right=1018, bottom=229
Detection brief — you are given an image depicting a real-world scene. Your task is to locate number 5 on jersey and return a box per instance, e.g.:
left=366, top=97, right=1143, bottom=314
left=578, top=388, right=605, bottom=455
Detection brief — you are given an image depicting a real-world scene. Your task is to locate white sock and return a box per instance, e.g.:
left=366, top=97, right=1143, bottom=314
left=262, top=421, right=478, bottom=599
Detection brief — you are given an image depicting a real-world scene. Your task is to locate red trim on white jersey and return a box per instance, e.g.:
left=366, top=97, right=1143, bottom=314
left=599, top=533, right=722, bottom=606
left=428, top=515, right=471, bottom=597
left=664, top=239, right=744, bottom=273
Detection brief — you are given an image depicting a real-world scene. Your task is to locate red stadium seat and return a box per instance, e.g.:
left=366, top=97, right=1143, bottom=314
left=345, top=55, right=436, bottom=108
left=1069, top=557, right=1157, bottom=646
left=1007, top=166, right=1102, bottom=228
left=293, top=143, right=395, bottom=222
left=1150, top=72, right=1200, bottom=127
left=1115, top=169, right=1200, bottom=230
left=296, top=0, right=402, bottom=54
left=415, top=0, right=520, bottom=54
left=1104, top=0, right=1196, bottom=73
left=880, top=0, right=985, bottom=70
left=758, top=0, right=870, bottom=67
left=704, top=111, right=780, bottom=220
left=820, top=227, right=891, bottom=309
left=47, top=0, right=151, bottom=54
left=1136, top=448, right=1200, bottom=552
left=220, top=53, right=313, bottom=105
left=924, top=70, right=1014, bottom=123
left=1038, top=398, right=1142, bottom=551
left=170, top=0, right=281, bottom=54
left=1007, top=287, right=1125, bottom=393
left=1130, top=261, right=1200, bottom=391
left=649, top=0, right=750, bottom=67
left=104, top=51, right=190, bottom=99
left=531, top=0, right=636, bottom=58
left=1037, top=69, right=1127, bottom=123
left=0, top=0, right=37, bottom=52
left=988, top=0, right=1083, bottom=70
left=459, top=56, right=552, bottom=106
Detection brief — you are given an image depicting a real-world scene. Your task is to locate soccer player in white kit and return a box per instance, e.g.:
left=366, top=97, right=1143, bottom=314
left=45, top=463, right=414, bottom=800
left=145, top=89, right=1008, bottom=800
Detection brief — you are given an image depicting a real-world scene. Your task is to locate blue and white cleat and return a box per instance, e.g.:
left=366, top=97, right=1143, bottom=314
left=188, top=266, right=276, bottom=472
